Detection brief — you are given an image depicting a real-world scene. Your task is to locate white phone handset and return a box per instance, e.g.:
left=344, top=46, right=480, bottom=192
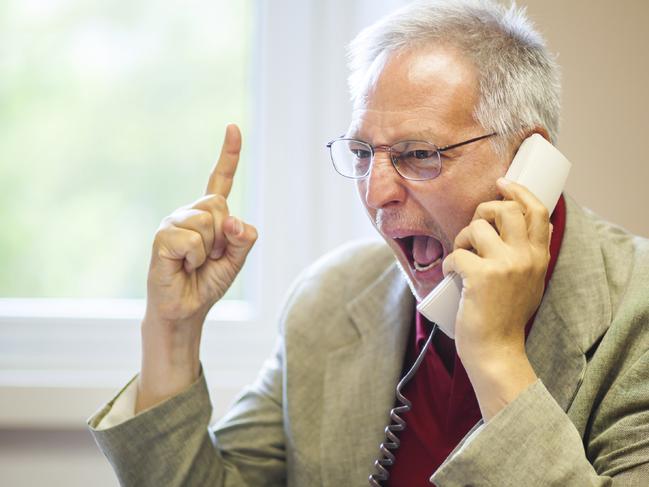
left=416, top=134, right=572, bottom=339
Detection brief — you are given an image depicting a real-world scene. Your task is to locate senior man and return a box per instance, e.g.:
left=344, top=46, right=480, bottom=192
left=89, top=1, right=649, bottom=485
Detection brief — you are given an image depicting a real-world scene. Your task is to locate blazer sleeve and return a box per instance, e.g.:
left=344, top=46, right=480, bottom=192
left=87, top=339, right=286, bottom=487
left=431, top=363, right=649, bottom=487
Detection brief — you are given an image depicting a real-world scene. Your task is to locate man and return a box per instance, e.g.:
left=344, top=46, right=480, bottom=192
left=88, top=1, right=649, bottom=485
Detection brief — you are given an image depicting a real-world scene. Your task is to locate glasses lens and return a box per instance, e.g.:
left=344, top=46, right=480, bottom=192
left=391, top=141, right=441, bottom=180
left=330, top=139, right=372, bottom=178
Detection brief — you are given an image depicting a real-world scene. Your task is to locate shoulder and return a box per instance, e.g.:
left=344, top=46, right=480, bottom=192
left=282, top=238, right=396, bottom=311
left=572, top=201, right=649, bottom=345
left=297, top=238, right=395, bottom=289
left=277, top=238, right=398, bottom=338
left=579, top=204, right=649, bottom=296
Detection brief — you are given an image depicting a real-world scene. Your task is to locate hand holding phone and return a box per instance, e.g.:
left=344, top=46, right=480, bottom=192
left=417, top=134, right=571, bottom=339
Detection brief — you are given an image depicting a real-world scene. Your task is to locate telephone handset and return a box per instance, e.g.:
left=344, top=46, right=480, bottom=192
left=416, top=134, right=572, bottom=339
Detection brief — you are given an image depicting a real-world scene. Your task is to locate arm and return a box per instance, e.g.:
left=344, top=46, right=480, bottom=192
left=88, top=340, right=286, bottom=487
left=433, top=350, right=649, bottom=486
left=88, top=124, right=287, bottom=486
left=440, top=179, right=649, bottom=485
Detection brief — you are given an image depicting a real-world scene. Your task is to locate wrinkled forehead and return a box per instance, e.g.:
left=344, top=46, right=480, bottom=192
left=349, top=46, right=480, bottom=144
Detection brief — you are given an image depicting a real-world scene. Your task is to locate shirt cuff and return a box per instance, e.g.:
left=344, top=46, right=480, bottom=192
left=95, top=375, right=139, bottom=430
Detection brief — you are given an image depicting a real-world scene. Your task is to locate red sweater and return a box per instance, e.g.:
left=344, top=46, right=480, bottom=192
left=386, top=195, right=567, bottom=486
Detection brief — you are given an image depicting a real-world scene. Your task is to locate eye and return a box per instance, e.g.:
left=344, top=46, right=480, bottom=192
left=405, top=149, right=437, bottom=160
left=349, top=146, right=371, bottom=159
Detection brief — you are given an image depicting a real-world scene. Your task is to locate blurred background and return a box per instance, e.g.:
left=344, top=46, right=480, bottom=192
left=0, top=0, right=647, bottom=485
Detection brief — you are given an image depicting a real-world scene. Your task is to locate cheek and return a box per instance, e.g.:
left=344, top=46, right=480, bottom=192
left=411, top=183, right=466, bottom=226
left=409, top=180, right=493, bottom=248
left=355, top=179, right=365, bottom=201
left=355, top=180, right=374, bottom=216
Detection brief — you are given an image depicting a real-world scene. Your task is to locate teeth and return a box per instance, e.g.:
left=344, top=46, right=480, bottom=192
left=414, top=257, right=441, bottom=272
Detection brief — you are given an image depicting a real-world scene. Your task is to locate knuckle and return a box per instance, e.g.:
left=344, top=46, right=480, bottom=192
left=471, top=219, right=490, bottom=233
left=208, top=194, right=228, bottom=211
left=533, top=203, right=549, bottom=221
left=475, top=201, right=491, bottom=215
left=153, top=223, right=172, bottom=245
left=196, top=211, right=213, bottom=230
left=469, top=219, right=483, bottom=231
left=159, top=215, right=174, bottom=229
left=191, top=194, right=228, bottom=215
left=506, top=201, right=524, bottom=214
left=188, top=232, right=203, bottom=250
left=483, top=262, right=506, bottom=280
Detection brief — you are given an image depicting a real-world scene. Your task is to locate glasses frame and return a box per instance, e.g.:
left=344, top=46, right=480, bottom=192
left=326, top=132, right=498, bottom=181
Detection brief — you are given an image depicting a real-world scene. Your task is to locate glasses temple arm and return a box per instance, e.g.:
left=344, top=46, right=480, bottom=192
left=437, top=132, right=497, bottom=152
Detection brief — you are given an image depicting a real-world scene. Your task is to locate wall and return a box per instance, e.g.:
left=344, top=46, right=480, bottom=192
left=522, top=0, right=649, bottom=237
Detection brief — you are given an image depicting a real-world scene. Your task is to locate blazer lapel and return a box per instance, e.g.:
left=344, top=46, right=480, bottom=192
left=526, top=196, right=611, bottom=412
left=320, top=262, right=414, bottom=487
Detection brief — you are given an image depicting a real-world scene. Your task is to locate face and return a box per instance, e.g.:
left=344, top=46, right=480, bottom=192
left=350, top=45, right=513, bottom=301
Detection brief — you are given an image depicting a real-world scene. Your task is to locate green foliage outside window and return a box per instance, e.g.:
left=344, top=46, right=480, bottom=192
left=0, top=0, right=252, bottom=299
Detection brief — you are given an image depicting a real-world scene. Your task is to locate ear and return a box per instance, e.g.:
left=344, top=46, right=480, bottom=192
left=524, top=126, right=552, bottom=143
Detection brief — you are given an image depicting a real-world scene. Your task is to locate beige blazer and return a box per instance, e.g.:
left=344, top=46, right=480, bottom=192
left=89, top=196, right=649, bottom=486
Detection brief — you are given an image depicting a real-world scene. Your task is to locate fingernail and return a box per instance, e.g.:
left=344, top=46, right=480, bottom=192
left=232, top=218, right=244, bottom=235
left=210, top=247, right=223, bottom=259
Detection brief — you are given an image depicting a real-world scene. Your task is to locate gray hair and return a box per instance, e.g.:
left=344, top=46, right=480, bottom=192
left=347, top=0, right=561, bottom=150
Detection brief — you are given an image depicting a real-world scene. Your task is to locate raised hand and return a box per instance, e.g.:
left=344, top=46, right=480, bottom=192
left=145, top=123, right=257, bottom=327
left=137, top=124, right=257, bottom=412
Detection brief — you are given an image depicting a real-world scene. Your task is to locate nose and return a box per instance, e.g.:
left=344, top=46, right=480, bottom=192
left=362, top=150, right=407, bottom=210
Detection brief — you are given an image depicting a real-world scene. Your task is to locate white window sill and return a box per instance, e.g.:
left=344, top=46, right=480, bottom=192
left=0, top=298, right=274, bottom=429
left=0, top=371, right=254, bottom=429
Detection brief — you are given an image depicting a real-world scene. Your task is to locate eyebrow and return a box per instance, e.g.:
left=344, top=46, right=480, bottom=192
left=346, top=131, right=447, bottom=145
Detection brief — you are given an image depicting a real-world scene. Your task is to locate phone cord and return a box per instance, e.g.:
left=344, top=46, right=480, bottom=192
left=368, top=323, right=438, bottom=486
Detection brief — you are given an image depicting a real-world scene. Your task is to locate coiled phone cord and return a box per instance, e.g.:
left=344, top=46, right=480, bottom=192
left=368, top=322, right=438, bottom=486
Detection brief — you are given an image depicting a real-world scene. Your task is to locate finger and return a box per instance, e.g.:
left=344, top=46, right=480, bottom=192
left=454, top=219, right=503, bottom=257
left=205, top=123, right=242, bottom=198
left=497, top=178, right=550, bottom=247
left=191, top=194, right=229, bottom=259
left=222, top=216, right=258, bottom=264
left=442, top=248, right=481, bottom=278
left=549, top=222, right=554, bottom=243
left=166, top=209, right=215, bottom=259
left=155, top=225, right=208, bottom=274
left=472, top=200, right=527, bottom=244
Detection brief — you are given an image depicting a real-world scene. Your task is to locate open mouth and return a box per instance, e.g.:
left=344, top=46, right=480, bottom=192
left=394, top=235, right=444, bottom=274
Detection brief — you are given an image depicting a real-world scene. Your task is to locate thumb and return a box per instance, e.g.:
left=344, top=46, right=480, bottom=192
left=223, top=216, right=258, bottom=263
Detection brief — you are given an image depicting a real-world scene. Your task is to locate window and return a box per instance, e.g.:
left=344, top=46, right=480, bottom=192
left=0, top=0, right=252, bottom=300
left=0, top=0, right=399, bottom=426
left=0, top=0, right=260, bottom=423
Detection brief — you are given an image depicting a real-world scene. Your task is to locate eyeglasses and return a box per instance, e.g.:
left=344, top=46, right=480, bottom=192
left=325, top=132, right=497, bottom=181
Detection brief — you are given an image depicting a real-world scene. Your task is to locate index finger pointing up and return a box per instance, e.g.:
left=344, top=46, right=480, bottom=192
left=205, top=123, right=242, bottom=198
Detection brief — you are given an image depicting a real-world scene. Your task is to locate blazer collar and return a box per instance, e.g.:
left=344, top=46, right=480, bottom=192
left=320, top=261, right=414, bottom=487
